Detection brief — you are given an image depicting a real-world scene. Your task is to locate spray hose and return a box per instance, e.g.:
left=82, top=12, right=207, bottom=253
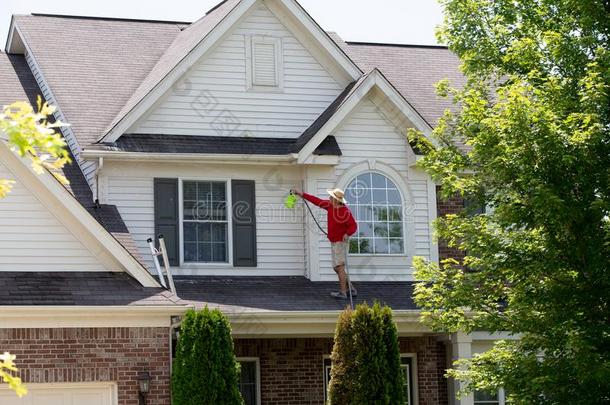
left=286, top=191, right=328, bottom=237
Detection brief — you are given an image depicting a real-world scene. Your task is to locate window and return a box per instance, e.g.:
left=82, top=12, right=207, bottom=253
left=345, top=172, right=404, bottom=255
left=324, top=356, right=415, bottom=403
left=474, top=388, right=507, bottom=405
left=323, top=357, right=332, bottom=402
left=182, top=180, right=228, bottom=263
left=238, top=359, right=260, bottom=405
left=401, top=356, right=415, bottom=405
left=246, top=35, right=283, bottom=90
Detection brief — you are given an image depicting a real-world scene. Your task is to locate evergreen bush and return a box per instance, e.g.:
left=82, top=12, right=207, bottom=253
left=328, top=303, right=405, bottom=404
left=172, top=307, right=243, bottom=405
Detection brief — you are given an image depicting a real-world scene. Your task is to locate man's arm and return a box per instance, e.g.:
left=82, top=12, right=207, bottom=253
left=291, top=189, right=330, bottom=210
left=346, top=210, right=358, bottom=237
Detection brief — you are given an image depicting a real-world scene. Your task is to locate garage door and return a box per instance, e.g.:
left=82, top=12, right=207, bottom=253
left=0, top=383, right=116, bottom=405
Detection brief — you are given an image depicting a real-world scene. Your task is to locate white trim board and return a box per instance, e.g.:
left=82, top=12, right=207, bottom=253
left=0, top=141, right=159, bottom=287
left=0, top=306, right=188, bottom=328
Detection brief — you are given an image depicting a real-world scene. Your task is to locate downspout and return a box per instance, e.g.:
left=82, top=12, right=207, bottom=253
left=169, top=316, right=182, bottom=374
left=94, top=156, right=104, bottom=205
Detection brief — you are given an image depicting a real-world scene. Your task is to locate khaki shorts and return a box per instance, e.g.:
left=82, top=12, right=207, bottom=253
left=331, top=241, right=347, bottom=268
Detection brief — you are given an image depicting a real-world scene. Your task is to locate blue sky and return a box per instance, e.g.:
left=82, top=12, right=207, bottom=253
left=1, top=0, right=444, bottom=51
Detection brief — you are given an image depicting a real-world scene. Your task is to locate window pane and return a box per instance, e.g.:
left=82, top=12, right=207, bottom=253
left=212, top=243, right=227, bottom=262
left=183, top=181, right=197, bottom=200
left=356, top=205, right=373, bottom=221
left=374, top=206, right=388, bottom=221
left=373, top=238, right=389, bottom=254
left=349, top=238, right=359, bottom=254
left=374, top=223, right=389, bottom=238
left=390, top=238, right=404, bottom=254
left=389, top=223, right=403, bottom=238
left=197, top=243, right=211, bottom=262
left=183, top=223, right=197, bottom=242
left=358, top=238, right=372, bottom=254
left=239, top=361, right=258, bottom=405
left=212, top=182, right=226, bottom=202
left=197, top=223, right=211, bottom=242
left=358, top=222, right=374, bottom=238
left=183, top=200, right=197, bottom=220
left=388, top=189, right=401, bottom=204
left=197, top=181, right=211, bottom=201
left=474, top=390, right=500, bottom=405
left=184, top=242, right=197, bottom=262
left=372, top=189, right=387, bottom=204
left=356, top=188, right=371, bottom=204
left=211, top=223, right=227, bottom=242
left=371, top=173, right=386, bottom=188
left=388, top=205, right=402, bottom=221
left=356, top=173, right=371, bottom=188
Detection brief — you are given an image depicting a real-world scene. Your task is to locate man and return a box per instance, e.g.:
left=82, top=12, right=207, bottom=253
left=292, top=188, right=358, bottom=299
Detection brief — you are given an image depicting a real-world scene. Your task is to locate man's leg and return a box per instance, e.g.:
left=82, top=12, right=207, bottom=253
left=334, top=264, right=348, bottom=294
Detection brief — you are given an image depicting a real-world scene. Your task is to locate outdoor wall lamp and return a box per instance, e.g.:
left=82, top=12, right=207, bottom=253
left=138, top=371, right=151, bottom=405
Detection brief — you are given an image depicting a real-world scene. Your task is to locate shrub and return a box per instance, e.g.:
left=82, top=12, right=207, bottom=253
left=328, top=303, right=406, bottom=405
left=172, top=307, right=243, bottom=405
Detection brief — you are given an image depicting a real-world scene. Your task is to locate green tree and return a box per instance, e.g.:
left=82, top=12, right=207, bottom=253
left=172, top=308, right=243, bottom=405
left=0, top=98, right=69, bottom=398
left=0, top=98, right=69, bottom=197
left=328, top=303, right=405, bottom=404
left=411, top=0, right=610, bottom=403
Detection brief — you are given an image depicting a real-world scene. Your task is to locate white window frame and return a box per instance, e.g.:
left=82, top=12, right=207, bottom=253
left=178, top=178, right=233, bottom=267
left=237, top=357, right=261, bottom=405
left=245, top=34, right=284, bottom=92
left=400, top=353, right=419, bottom=405
left=345, top=170, right=407, bottom=257
left=323, top=354, right=418, bottom=404
left=474, top=388, right=507, bottom=405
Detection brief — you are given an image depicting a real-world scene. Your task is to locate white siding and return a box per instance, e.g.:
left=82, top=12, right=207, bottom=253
left=25, top=52, right=97, bottom=197
left=104, top=162, right=306, bottom=276
left=131, top=3, right=343, bottom=138
left=315, top=97, right=433, bottom=281
left=0, top=163, right=109, bottom=271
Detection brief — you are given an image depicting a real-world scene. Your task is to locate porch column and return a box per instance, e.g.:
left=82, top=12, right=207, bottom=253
left=449, top=332, right=474, bottom=405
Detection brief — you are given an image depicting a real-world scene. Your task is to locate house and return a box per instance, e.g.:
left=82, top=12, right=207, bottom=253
left=0, top=1, right=511, bottom=404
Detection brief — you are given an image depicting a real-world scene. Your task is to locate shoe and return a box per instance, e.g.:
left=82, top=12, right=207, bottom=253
left=349, top=284, right=358, bottom=297
left=330, top=291, right=348, bottom=299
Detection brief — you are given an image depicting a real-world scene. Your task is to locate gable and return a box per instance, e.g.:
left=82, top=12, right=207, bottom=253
left=128, top=2, right=345, bottom=138
left=295, top=69, right=434, bottom=163
left=0, top=162, right=110, bottom=271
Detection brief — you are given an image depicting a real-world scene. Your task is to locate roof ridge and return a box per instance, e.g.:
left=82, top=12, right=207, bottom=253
left=346, top=41, right=448, bottom=49
left=29, top=13, right=191, bottom=25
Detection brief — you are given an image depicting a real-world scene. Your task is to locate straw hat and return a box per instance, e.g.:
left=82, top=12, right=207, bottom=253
left=327, top=188, right=347, bottom=204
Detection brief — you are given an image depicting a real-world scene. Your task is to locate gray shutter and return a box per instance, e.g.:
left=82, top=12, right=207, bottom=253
left=231, top=180, right=257, bottom=267
left=154, top=178, right=179, bottom=266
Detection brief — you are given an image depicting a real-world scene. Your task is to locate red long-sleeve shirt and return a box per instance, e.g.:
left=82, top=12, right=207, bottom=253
left=302, top=193, right=357, bottom=242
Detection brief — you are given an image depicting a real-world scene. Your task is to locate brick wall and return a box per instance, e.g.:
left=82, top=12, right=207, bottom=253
left=234, top=336, right=448, bottom=405
left=436, top=186, right=465, bottom=263
left=0, top=327, right=170, bottom=405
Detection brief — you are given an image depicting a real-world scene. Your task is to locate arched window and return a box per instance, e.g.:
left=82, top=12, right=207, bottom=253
left=345, top=172, right=404, bottom=254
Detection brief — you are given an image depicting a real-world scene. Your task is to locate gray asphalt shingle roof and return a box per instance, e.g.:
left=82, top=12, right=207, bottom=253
left=13, top=14, right=184, bottom=147
left=0, top=272, right=181, bottom=306
left=339, top=40, right=466, bottom=127
left=174, top=276, right=418, bottom=312
left=0, top=52, right=145, bottom=263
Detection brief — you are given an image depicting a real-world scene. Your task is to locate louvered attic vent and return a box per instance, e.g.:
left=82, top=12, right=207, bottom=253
left=246, top=35, right=283, bottom=90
